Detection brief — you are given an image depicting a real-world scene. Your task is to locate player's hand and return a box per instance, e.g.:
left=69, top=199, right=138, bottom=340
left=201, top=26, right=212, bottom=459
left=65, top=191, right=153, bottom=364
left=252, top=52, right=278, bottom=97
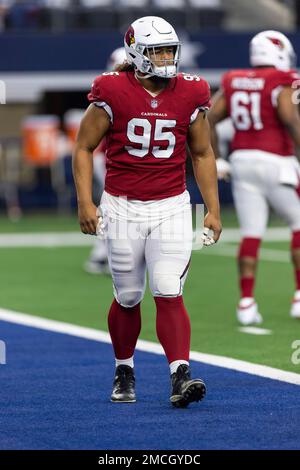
left=202, top=213, right=222, bottom=246
left=78, top=202, right=102, bottom=235
left=216, top=158, right=231, bottom=181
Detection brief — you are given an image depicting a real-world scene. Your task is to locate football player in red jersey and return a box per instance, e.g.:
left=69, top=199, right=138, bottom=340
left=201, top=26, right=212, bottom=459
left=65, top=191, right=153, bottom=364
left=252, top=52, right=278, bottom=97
left=209, top=30, right=300, bottom=325
left=73, top=16, right=221, bottom=407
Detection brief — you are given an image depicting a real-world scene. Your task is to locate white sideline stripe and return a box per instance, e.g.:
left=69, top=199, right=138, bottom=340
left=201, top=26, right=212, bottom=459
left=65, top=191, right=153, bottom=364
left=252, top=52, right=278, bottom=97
left=0, top=233, right=93, bottom=248
left=0, top=307, right=299, bottom=386
left=219, top=227, right=290, bottom=242
left=238, top=327, right=273, bottom=335
left=0, top=227, right=290, bottom=248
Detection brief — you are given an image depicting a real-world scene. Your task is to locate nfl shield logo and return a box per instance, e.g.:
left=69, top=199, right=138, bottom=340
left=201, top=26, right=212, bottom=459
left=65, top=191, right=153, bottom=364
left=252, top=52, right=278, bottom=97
left=151, top=99, right=158, bottom=109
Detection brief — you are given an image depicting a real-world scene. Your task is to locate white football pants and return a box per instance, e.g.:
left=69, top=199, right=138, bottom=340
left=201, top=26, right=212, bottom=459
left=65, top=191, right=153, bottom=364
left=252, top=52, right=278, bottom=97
left=100, top=190, right=193, bottom=308
left=230, top=150, right=300, bottom=238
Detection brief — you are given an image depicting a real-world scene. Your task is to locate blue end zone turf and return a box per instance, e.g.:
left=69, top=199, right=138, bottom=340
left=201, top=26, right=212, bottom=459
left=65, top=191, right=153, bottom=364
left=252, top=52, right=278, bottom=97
left=0, top=320, right=299, bottom=450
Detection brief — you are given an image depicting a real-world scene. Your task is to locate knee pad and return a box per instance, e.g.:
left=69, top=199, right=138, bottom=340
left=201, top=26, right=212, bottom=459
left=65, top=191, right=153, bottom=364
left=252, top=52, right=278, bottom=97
left=151, top=259, right=190, bottom=297
left=152, top=273, right=181, bottom=297
left=116, top=289, right=144, bottom=308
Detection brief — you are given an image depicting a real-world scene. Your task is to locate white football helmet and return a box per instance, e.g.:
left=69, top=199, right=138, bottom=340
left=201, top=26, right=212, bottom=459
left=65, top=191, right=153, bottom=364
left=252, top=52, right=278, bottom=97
left=250, top=30, right=296, bottom=71
left=124, top=16, right=181, bottom=78
left=106, top=47, right=126, bottom=71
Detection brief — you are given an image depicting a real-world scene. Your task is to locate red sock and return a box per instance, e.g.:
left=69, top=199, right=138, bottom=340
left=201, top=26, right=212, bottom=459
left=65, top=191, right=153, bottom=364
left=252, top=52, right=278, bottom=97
left=291, top=231, right=300, bottom=290
left=155, top=296, right=190, bottom=364
left=238, top=238, right=261, bottom=298
left=295, top=270, right=300, bottom=291
left=240, top=277, right=255, bottom=298
left=108, top=299, right=141, bottom=360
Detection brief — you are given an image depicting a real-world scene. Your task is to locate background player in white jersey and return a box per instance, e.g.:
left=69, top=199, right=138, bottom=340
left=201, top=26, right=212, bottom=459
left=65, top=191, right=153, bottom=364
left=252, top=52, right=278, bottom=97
left=209, top=31, right=300, bottom=325
left=73, top=16, right=221, bottom=407
left=84, top=47, right=127, bottom=275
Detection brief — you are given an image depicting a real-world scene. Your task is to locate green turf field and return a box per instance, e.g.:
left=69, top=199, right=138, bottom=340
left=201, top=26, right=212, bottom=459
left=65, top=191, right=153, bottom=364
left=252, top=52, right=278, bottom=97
left=0, top=209, right=299, bottom=374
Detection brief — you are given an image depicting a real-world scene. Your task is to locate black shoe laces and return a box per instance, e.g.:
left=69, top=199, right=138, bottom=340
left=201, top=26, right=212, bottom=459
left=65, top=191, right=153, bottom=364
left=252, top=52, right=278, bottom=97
left=115, top=366, right=135, bottom=390
left=175, top=364, right=191, bottom=380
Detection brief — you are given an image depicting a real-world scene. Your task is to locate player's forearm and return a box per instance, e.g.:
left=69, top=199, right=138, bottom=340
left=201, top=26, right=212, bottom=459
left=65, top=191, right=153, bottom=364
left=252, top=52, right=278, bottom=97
left=207, top=91, right=228, bottom=160
left=209, top=124, right=221, bottom=160
left=72, top=145, right=94, bottom=205
left=286, top=122, right=300, bottom=152
left=191, top=147, right=220, bottom=216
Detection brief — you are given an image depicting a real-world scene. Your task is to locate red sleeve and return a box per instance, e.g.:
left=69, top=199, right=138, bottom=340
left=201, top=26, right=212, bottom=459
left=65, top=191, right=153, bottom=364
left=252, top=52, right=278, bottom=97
left=273, top=70, right=300, bottom=89
left=87, top=76, right=101, bottom=103
left=195, top=78, right=211, bottom=110
left=188, top=77, right=211, bottom=111
left=87, top=75, right=111, bottom=104
left=87, top=75, right=115, bottom=122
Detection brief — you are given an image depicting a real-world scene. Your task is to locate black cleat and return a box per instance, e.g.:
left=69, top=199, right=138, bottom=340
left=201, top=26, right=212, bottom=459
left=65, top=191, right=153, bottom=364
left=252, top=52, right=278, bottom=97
left=170, top=364, right=206, bottom=408
left=111, top=365, right=136, bottom=403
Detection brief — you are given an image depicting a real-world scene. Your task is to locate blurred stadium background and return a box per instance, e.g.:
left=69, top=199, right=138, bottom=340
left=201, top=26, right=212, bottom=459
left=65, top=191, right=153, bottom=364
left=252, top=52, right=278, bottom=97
left=1, top=0, right=300, bottom=451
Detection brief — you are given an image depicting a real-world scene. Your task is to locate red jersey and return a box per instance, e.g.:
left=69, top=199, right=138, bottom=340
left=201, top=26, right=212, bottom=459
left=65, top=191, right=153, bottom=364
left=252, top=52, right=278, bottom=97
left=88, top=71, right=210, bottom=200
left=222, top=67, right=300, bottom=157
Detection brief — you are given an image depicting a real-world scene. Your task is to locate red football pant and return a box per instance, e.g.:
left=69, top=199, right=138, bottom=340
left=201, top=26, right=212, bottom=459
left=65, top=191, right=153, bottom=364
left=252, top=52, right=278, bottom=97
left=291, top=230, right=300, bottom=290
left=155, top=296, right=191, bottom=364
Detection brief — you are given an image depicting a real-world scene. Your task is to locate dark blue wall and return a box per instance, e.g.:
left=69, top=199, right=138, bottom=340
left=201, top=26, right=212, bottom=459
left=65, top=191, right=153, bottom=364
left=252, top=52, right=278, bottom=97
left=1, top=31, right=299, bottom=72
